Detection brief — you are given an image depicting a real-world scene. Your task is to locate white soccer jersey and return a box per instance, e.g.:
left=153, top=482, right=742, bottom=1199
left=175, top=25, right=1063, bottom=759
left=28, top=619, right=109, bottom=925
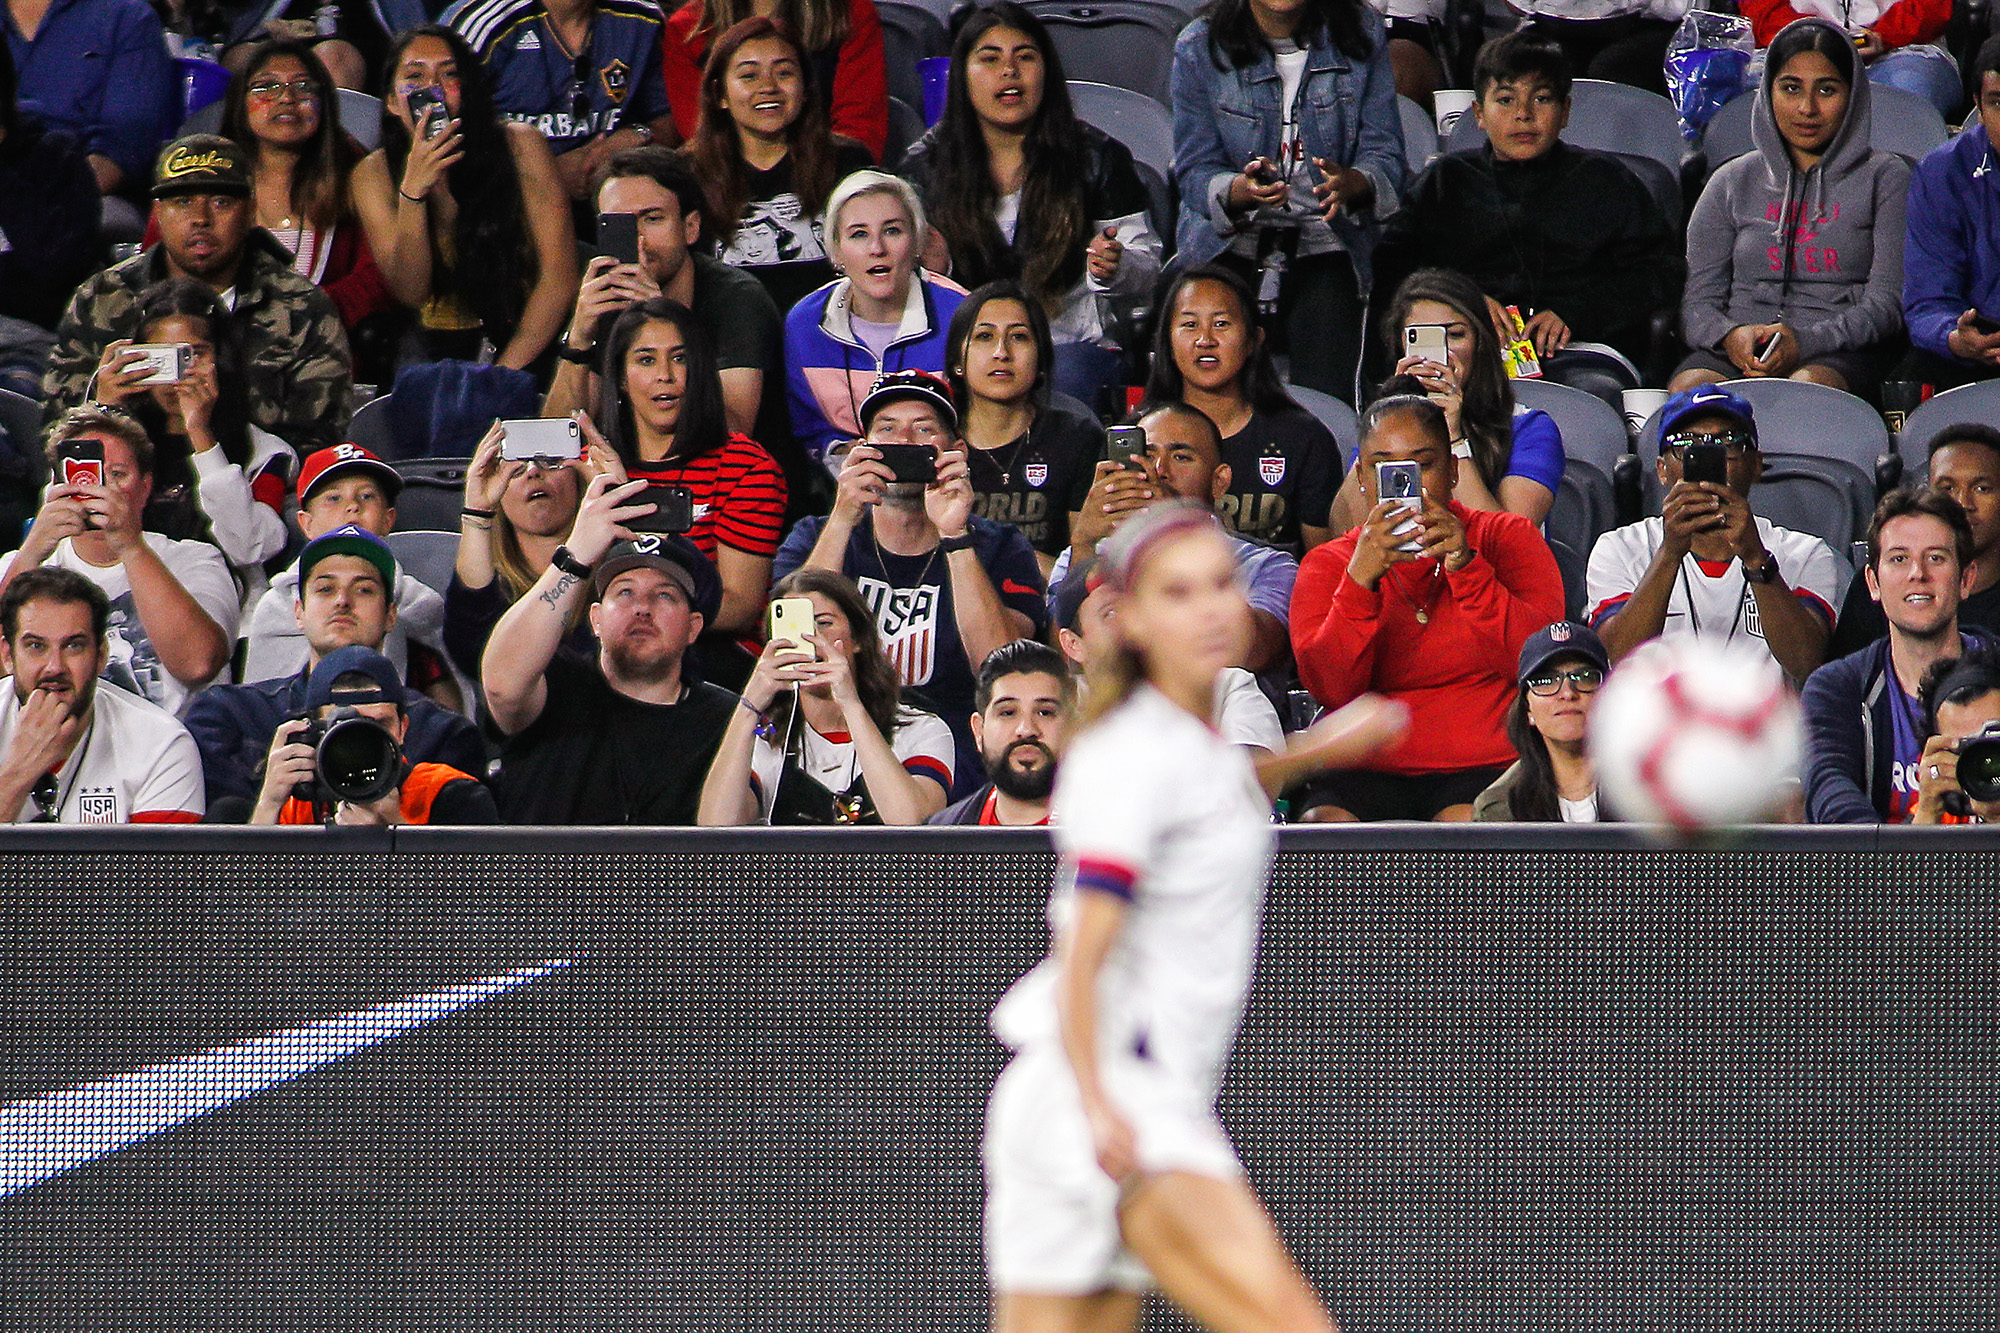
left=992, top=685, right=1275, bottom=1098
left=0, top=679, right=204, bottom=823
left=748, top=706, right=955, bottom=822
left=1585, top=517, right=1841, bottom=665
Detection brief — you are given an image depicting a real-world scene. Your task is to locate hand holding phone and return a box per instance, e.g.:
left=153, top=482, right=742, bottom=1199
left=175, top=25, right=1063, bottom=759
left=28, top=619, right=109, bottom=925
left=596, top=212, right=641, bottom=267
left=1375, top=460, right=1423, bottom=554
left=1104, top=425, right=1148, bottom=472
left=626, top=483, right=695, bottom=535
left=499, top=417, right=583, bottom=464
left=1404, top=324, right=1449, bottom=366
left=873, top=444, right=938, bottom=485
left=767, top=597, right=818, bottom=659
left=1681, top=439, right=1728, bottom=487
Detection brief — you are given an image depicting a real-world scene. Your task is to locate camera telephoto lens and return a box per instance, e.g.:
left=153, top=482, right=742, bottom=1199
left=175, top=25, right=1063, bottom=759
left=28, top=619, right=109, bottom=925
left=1955, top=724, right=2000, bottom=803
left=315, top=712, right=402, bottom=804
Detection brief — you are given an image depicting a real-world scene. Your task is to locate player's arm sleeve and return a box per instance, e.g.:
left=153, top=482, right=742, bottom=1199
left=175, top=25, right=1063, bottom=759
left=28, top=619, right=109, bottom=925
left=894, top=710, right=956, bottom=794
left=1289, top=544, right=1383, bottom=706
left=1801, top=661, right=1884, bottom=824
left=1051, top=737, right=1167, bottom=901
left=131, top=725, right=207, bottom=822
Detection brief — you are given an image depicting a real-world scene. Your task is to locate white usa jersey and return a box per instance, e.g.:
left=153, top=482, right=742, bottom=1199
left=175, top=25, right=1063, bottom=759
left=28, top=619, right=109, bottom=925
left=1585, top=517, right=1841, bottom=666
left=0, top=680, right=204, bottom=823
left=991, top=685, right=1275, bottom=1099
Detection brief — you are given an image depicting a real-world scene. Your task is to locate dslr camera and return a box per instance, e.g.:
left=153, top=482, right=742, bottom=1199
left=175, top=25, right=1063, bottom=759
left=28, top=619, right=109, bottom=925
left=292, top=707, right=404, bottom=806
left=1943, top=721, right=2000, bottom=815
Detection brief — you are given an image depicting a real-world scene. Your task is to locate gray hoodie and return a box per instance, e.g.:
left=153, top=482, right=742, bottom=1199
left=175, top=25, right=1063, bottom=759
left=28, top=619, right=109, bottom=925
left=1680, top=18, right=1911, bottom=361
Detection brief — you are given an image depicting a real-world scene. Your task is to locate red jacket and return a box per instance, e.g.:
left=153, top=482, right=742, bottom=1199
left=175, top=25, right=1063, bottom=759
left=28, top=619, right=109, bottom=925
left=1743, top=0, right=1948, bottom=49
left=1291, top=503, right=1566, bottom=774
left=661, top=0, right=888, bottom=161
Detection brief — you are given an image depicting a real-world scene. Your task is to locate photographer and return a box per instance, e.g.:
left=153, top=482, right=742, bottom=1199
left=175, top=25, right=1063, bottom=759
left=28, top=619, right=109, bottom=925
left=250, top=645, right=496, bottom=825
left=1909, top=644, right=2000, bottom=824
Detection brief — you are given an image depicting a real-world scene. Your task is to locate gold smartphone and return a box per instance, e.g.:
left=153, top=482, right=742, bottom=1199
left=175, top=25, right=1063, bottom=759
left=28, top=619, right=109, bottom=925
left=767, top=597, right=817, bottom=658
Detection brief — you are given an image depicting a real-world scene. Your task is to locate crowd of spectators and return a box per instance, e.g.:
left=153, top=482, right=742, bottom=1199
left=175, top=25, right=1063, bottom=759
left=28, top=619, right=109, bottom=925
left=6, top=0, right=2000, bottom=827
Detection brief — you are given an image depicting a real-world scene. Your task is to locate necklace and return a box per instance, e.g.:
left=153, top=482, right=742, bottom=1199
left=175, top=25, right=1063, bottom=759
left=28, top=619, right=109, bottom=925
left=1384, top=561, right=1443, bottom=625
left=871, top=515, right=943, bottom=593
left=981, top=420, right=1033, bottom=488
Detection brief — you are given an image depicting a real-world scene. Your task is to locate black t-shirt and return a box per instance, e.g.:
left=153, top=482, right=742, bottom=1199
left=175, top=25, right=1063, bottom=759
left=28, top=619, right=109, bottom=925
left=1218, top=406, right=1341, bottom=555
left=494, top=651, right=737, bottom=825
left=966, top=405, right=1101, bottom=557
left=1828, top=566, right=2000, bottom=659
left=718, top=141, right=875, bottom=317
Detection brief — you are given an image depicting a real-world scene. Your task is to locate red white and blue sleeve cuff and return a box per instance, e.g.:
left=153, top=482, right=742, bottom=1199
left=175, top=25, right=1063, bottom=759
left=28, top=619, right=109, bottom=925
left=903, top=755, right=953, bottom=788
left=1070, top=855, right=1138, bottom=903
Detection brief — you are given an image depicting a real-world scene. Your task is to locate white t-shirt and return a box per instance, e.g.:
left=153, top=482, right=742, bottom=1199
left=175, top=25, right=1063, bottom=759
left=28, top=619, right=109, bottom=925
left=1559, top=790, right=1600, bottom=823
left=1584, top=516, right=1841, bottom=669
left=0, top=535, right=241, bottom=717
left=0, top=679, right=203, bottom=822
left=992, top=685, right=1276, bottom=1099
left=748, top=704, right=955, bottom=823
left=1215, top=667, right=1283, bottom=753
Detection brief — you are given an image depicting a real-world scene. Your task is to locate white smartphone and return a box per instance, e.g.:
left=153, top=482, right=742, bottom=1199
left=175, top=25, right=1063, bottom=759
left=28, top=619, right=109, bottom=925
left=1376, top=459, right=1424, bottom=554
left=1405, top=324, right=1449, bottom=365
left=499, top=417, right=582, bottom=463
left=767, top=597, right=818, bottom=659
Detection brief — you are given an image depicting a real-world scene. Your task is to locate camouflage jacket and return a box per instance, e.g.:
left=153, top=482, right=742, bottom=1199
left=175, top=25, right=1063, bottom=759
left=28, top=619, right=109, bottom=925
left=42, top=231, right=354, bottom=455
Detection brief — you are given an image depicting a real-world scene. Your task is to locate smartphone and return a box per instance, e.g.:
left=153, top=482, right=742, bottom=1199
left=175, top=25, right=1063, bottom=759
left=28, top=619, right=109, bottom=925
left=1375, top=459, right=1423, bottom=554
left=1249, top=157, right=1282, bottom=185
left=597, top=212, right=640, bottom=267
left=1404, top=324, right=1449, bottom=365
left=1105, top=425, right=1148, bottom=471
left=1682, top=439, right=1728, bottom=486
left=873, top=444, right=937, bottom=485
left=499, top=417, right=582, bottom=463
left=1973, top=314, right=2000, bottom=337
left=58, top=437, right=103, bottom=490
left=627, top=483, right=695, bottom=535
left=406, top=84, right=448, bottom=140
left=125, top=343, right=189, bottom=385
left=767, top=596, right=818, bottom=659
left=1757, top=328, right=1783, bottom=362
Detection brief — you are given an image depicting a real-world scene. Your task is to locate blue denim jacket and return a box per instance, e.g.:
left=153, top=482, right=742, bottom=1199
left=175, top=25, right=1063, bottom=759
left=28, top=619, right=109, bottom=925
left=1170, top=13, right=1405, bottom=285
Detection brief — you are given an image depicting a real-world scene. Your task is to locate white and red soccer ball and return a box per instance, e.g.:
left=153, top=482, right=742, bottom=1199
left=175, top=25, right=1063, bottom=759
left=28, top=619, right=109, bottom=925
left=1590, top=636, right=1803, bottom=833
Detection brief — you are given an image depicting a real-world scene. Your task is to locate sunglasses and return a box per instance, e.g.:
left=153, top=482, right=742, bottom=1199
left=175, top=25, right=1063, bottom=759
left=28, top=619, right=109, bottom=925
left=1662, top=431, right=1755, bottom=457
left=1525, top=666, right=1604, bottom=697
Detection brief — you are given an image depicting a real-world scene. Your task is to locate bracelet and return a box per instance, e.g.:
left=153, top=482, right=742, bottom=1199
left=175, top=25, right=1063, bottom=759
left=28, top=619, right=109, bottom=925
left=550, top=545, right=594, bottom=580
left=737, top=692, right=776, bottom=740
left=937, top=532, right=974, bottom=554
left=398, top=188, right=426, bottom=203
left=557, top=343, right=595, bottom=365
left=462, top=506, right=496, bottom=520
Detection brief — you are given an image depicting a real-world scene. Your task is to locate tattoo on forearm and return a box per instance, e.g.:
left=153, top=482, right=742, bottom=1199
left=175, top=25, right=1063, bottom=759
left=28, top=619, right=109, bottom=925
left=539, top=572, right=579, bottom=608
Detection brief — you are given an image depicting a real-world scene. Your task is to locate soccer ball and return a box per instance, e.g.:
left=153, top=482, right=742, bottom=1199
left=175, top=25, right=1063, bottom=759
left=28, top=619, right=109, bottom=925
left=1589, top=635, right=1804, bottom=834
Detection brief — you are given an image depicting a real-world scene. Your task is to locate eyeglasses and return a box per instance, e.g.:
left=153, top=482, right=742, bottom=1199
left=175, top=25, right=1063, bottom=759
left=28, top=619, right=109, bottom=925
left=572, top=54, right=593, bottom=126
left=1662, top=430, right=1755, bottom=457
left=248, top=79, right=320, bottom=102
left=1525, top=666, right=1604, bottom=697
left=30, top=773, right=57, bottom=823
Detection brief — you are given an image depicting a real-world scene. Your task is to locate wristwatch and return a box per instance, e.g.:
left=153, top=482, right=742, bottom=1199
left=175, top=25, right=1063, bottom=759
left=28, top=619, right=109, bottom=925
left=937, top=532, right=975, bottom=554
left=1741, top=552, right=1779, bottom=584
left=558, top=343, right=594, bottom=365
left=551, top=545, right=594, bottom=579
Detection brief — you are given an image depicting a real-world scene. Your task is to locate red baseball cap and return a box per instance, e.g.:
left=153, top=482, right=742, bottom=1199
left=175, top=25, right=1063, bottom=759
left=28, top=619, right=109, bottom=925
left=297, top=443, right=403, bottom=504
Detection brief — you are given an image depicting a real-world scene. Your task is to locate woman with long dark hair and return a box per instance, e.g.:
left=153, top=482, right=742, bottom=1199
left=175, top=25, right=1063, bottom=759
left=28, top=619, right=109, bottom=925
left=1143, top=263, right=1341, bottom=554
left=1474, top=620, right=1610, bottom=821
left=351, top=25, right=577, bottom=370
left=946, top=280, right=1101, bottom=577
left=689, top=16, right=873, bottom=314
left=589, top=296, right=787, bottom=638
left=662, top=0, right=888, bottom=159
left=90, top=279, right=294, bottom=594
left=1170, top=0, right=1404, bottom=402
left=984, top=499, right=1403, bottom=1331
left=698, top=567, right=953, bottom=824
left=218, top=38, right=392, bottom=333
left=902, top=1, right=1162, bottom=407
left=1330, top=267, right=1562, bottom=528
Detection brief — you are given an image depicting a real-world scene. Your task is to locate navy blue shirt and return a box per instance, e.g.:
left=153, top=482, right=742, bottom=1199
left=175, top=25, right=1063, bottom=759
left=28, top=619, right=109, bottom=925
left=448, top=0, right=669, bottom=154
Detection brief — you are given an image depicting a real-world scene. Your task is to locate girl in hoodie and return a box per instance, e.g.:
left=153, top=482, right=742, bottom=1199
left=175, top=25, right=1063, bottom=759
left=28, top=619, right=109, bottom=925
left=1672, top=17, right=1911, bottom=399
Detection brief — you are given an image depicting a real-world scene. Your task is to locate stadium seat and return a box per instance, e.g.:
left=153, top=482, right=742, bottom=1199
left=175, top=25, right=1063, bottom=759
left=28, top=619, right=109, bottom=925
left=1546, top=460, right=1616, bottom=578
left=347, top=393, right=395, bottom=457
left=1512, top=376, right=1631, bottom=480
left=1285, top=383, right=1358, bottom=462
left=0, top=389, right=43, bottom=485
left=1748, top=454, right=1876, bottom=576
left=1067, top=81, right=1177, bottom=249
left=391, top=457, right=472, bottom=533
left=1548, top=534, right=1587, bottom=619
left=1028, top=1, right=1184, bottom=105
left=1689, top=378, right=1895, bottom=485
left=885, top=96, right=926, bottom=172
left=384, top=529, right=460, bottom=597
left=1445, top=78, right=1686, bottom=181
left=1701, top=82, right=1947, bottom=171
left=179, top=100, right=224, bottom=136
left=875, top=2, right=951, bottom=119
left=878, top=0, right=958, bottom=27
left=336, top=90, right=384, bottom=152
left=1894, top=379, right=2000, bottom=476
left=1397, top=94, right=1438, bottom=174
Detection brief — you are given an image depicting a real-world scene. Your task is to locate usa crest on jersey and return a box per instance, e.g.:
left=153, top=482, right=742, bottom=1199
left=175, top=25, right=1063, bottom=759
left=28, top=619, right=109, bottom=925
left=1259, top=456, right=1286, bottom=487
left=1023, top=462, right=1048, bottom=489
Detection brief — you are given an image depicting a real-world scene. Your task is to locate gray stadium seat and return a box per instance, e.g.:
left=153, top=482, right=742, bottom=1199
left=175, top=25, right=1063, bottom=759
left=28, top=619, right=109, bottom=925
left=875, top=2, right=950, bottom=120
left=1895, top=379, right=2000, bottom=476
left=885, top=96, right=926, bottom=172
left=1749, top=454, right=1876, bottom=576
left=1028, top=1, right=1183, bottom=105
left=1285, top=383, right=1358, bottom=462
left=1548, top=534, right=1588, bottom=620
left=0, top=389, right=44, bottom=484
left=346, top=393, right=395, bottom=457
left=1702, top=82, right=1947, bottom=171
left=1512, top=376, right=1631, bottom=480
left=1639, top=378, right=1892, bottom=483
left=1067, top=81, right=1177, bottom=250
left=336, top=89, right=384, bottom=151
left=391, top=457, right=472, bottom=533
left=1445, top=78, right=1685, bottom=181
left=1546, top=460, right=1616, bottom=579
left=1397, top=94, right=1438, bottom=173
left=384, top=529, right=460, bottom=598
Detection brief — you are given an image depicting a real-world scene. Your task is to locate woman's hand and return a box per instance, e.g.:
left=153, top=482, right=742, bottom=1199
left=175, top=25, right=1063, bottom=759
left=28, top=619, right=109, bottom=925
left=90, top=341, right=153, bottom=406
left=1085, top=226, right=1124, bottom=283
left=743, top=634, right=817, bottom=711
left=1083, top=1093, right=1138, bottom=1184
left=1855, top=28, right=1887, bottom=61
left=1393, top=351, right=1464, bottom=440
left=175, top=359, right=220, bottom=446
left=1347, top=497, right=1420, bottom=590
left=1738, top=322, right=1799, bottom=378
left=1416, top=494, right=1472, bottom=570
left=1311, top=158, right=1373, bottom=222
left=800, top=631, right=862, bottom=710
left=465, top=420, right=511, bottom=513
left=577, top=411, right=627, bottom=485
left=1521, top=308, right=1571, bottom=358
left=399, top=117, right=463, bottom=199
left=1225, top=156, right=1289, bottom=213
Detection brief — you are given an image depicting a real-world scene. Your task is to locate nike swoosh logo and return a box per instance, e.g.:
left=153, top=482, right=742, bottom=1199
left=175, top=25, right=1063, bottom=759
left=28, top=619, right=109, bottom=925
left=0, top=957, right=575, bottom=1198
left=1002, top=579, right=1039, bottom=597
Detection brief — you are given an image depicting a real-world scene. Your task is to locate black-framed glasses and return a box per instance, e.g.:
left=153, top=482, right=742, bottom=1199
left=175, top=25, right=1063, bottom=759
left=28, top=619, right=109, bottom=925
left=30, top=773, right=58, bottom=823
left=1662, top=430, right=1755, bottom=457
left=248, top=78, right=319, bottom=102
left=1525, top=666, right=1604, bottom=697
left=572, top=55, right=593, bottom=125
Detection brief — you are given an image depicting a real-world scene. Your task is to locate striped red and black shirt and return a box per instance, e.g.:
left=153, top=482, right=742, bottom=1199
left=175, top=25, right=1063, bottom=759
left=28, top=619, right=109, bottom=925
left=630, top=433, right=789, bottom=559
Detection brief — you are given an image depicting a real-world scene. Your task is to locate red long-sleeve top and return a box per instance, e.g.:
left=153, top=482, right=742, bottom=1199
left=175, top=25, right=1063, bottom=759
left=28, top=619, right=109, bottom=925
left=1291, top=503, right=1566, bottom=775
left=1743, top=0, right=1949, bottom=50
left=661, top=0, right=888, bottom=161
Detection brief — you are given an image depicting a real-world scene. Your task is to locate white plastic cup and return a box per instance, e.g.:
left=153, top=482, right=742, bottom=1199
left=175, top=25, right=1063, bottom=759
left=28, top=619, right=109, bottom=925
left=1434, top=90, right=1475, bottom=140
left=1622, top=388, right=1670, bottom=442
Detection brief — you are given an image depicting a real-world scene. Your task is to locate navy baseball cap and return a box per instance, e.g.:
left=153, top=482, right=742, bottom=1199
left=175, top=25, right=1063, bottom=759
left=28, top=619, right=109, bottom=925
left=297, top=524, right=398, bottom=590
left=1659, top=384, right=1756, bottom=440
left=1516, top=620, right=1610, bottom=686
left=306, top=644, right=402, bottom=712
left=1051, top=557, right=1098, bottom=631
left=860, top=369, right=957, bottom=434
left=593, top=532, right=722, bottom=621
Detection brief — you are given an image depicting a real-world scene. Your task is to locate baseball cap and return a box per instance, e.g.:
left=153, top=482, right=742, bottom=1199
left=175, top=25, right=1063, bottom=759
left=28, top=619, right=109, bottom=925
left=1051, top=556, right=1098, bottom=631
left=592, top=532, right=721, bottom=620
left=1659, top=384, right=1756, bottom=441
left=298, top=443, right=403, bottom=504
left=859, top=369, right=957, bottom=434
left=305, top=644, right=402, bottom=712
left=297, top=524, right=398, bottom=591
left=152, top=134, right=252, bottom=199
left=1516, top=620, right=1611, bottom=686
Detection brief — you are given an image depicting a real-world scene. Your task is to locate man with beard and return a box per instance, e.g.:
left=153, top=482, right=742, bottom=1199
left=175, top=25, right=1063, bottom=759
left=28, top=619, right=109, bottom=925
left=482, top=471, right=736, bottom=823
left=929, top=639, right=1073, bottom=826
left=41, top=134, right=352, bottom=453
left=0, top=567, right=201, bottom=822
left=1804, top=488, right=1995, bottom=823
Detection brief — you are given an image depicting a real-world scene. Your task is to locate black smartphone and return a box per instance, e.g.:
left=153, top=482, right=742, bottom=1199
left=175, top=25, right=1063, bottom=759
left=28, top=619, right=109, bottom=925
left=1682, top=439, right=1728, bottom=486
left=405, top=84, right=448, bottom=140
left=1105, top=425, right=1147, bottom=471
left=597, top=212, right=640, bottom=267
left=628, top=483, right=695, bottom=535
left=873, top=444, right=937, bottom=485
left=1973, top=314, right=2000, bottom=337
